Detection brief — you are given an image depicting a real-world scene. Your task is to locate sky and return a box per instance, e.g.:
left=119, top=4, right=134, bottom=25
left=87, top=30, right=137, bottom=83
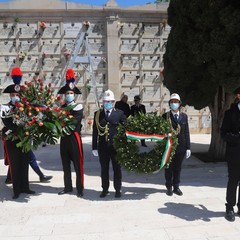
left=0, top=0, right=156, bottom=7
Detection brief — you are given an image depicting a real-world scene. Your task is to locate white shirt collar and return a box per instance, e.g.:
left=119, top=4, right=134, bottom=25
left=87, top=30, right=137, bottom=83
left=105, top=108, right=113, bottom=115
left=171, top=110, right=180, bottom=116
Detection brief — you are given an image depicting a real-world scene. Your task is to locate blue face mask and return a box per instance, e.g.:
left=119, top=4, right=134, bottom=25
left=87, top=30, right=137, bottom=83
left=104, top=102, right=113, bottom=110
left=170, top=103, right=180, bottom=111
left=65, top=93, right=74, bottom=103
left=11, top=96, right=20, bottom=105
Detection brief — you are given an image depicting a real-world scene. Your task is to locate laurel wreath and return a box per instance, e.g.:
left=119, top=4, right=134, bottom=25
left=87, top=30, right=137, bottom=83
left=113, top=113, right=178, bottom=174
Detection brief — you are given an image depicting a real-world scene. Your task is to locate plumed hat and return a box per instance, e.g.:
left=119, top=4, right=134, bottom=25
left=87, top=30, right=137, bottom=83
left=58, top=68, right=81, bottom=94
left=3, top=67, right=23, bottom=93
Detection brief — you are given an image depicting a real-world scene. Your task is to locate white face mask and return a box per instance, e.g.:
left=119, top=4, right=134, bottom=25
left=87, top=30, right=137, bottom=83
left=65, top=93, right=74, bottom=103
left=11, top=96, right=20, bottom=105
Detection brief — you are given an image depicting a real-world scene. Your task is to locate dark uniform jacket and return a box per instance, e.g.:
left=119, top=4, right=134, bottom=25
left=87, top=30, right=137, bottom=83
left=62, top=102, right=83, bottom=133
left=162, top=111, right=190, bottom=154
left=221, top=103, right=240, bottom=163
left=115, top=100, right=131, bottom=117
left=130, top=104, right=146, bottom=116
left=92, top=108, right=126, bottom=149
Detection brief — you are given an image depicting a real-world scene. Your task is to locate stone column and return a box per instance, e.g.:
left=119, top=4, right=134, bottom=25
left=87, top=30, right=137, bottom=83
left=106, top=14, right=121, bottom=99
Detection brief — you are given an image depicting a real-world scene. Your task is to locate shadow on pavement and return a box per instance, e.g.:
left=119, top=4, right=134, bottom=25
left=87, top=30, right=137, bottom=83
left=158, top=202, right=223, bottom=222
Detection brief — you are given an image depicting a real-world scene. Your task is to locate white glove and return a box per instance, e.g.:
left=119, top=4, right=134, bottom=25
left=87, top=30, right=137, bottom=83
left=92, top=150, right=99, bottom=157
left=186, top=149, right=191, bottom=159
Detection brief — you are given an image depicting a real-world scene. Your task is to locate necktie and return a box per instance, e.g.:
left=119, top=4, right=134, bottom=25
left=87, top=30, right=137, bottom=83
left=174, top=114, right=178, bottom=122
left=106, top=110, right=110, bottom=120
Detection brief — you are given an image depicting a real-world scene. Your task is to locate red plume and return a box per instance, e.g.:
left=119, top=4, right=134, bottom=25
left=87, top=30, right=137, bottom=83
left=66, top=68, right=75, bottom=81
left=11, top=67, right=22, bottom=76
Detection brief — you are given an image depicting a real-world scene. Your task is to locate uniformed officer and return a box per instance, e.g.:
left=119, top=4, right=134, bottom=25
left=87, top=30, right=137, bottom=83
left=57, top=68, right=84, bottom=198
left=1, top=67, right=35, bottom=199
left=92, top=89, right=126, bottom=198
left=130, top=95, right=147, bottom=147
left=162, top=93, right=191, bottom=196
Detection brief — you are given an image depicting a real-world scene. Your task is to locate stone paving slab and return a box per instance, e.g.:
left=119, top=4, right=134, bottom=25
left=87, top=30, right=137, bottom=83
left=0, top=134, right=240, bottom=240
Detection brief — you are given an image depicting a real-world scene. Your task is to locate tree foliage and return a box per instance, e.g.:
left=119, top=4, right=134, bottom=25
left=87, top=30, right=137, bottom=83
left=164, top=0, right=240, bottom=110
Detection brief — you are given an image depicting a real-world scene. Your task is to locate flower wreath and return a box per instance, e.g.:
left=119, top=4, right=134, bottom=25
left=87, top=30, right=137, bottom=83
left=113, top=113, right=178, bottom=174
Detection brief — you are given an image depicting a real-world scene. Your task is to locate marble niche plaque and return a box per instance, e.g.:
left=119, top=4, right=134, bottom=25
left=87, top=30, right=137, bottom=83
left=188, top=116, right=199, bottom=129
left=142, top=23, right=160, bottom=37
left=90, top=56, right=105, bottom=70
left=20, top=55, right=39, bottom=71
left=0, top=74, right=12, bottom=88
left=141, top=39, right=160, bottom=53
left=0, top=23, right=16, bottom=39
left=41, top=72, right=62, bottom=88
left=142, top=72, right=160, bottom=85
left=201, top=115, right=211, bottom=128
left=142, top=86, right=160, bottom=100
left=94, top=72, right=107, bottom=85
left=63, top=23, right=82, bottom=38
left=88, top=38, right=106, bottom=53
left=41, top=23, right=60, bottom=38
left=0, top=40, right=16, bottom=54
left=19, top=39, right=38, bottom=53
left=41, top=40, right=60, bottom=54
left=142, top=55, right=160, bottom=69
left=121, top=71, right=139, bottom=85
left=89, top=23, right=105, bottom=37
left=42, top=57, right=62, bottom=71
left=120, top=23, right=140, bottom=37
left=145, top=102, right=160, bottom=114
left=0, top=56, right=16, bottom=71
left=120, top=39, right=138, bottom=53
left=18, top=23, right=38, bottom=38
left=87, top=87, right=104, bottom=103
left=121, top=56, right=139, bottom=69
left=121, top=87, right=140, bottom=101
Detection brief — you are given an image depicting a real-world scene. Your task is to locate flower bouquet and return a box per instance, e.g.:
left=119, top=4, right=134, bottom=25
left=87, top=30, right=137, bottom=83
left=6, top=78, right=75, bottom=152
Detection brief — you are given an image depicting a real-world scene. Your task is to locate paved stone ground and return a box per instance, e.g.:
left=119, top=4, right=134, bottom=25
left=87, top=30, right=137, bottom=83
left=0, top=134, right=240, bottom=240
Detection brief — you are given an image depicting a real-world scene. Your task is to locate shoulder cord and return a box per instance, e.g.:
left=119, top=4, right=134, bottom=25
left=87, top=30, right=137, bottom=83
left=95, top=109, right=109, bottom=138
left=166, top=111, right=181, bottom=135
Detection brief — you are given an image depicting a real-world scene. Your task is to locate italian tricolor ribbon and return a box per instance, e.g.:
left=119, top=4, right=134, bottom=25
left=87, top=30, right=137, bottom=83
left=125, top=131, right=173, bottom=169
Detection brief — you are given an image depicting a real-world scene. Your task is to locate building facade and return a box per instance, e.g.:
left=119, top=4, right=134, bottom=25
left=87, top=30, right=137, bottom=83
left=0, top=0, right=211, bottom=133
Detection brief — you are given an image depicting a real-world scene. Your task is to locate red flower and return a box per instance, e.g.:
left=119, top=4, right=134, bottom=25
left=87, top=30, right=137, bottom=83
left=88, top=120, right=93, bottom=125
left=21, top=97, right=27, bottom=102
left=48, top=83, right=52, bottom=88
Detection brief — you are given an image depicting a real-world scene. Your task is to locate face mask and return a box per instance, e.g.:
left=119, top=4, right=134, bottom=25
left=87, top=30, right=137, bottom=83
left=65, top=93, right=74, bottom=103
left=11, top=96, right=20, bottom=105
left=104, top=102, right=113, bottom=110
left=170, top=103, right=180, bottom=111
left=238, top=102, right=240, bottom=111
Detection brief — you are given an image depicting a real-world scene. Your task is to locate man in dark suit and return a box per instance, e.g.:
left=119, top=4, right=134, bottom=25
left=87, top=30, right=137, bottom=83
left=221, top=100, right=240, bottom=222
left=162, top=93, right=191, bottom=196
left=115, top=94, right=131, bottom=117
left=92, top=89, right=126, bottom=198
left=130, top=95, right=147, bottom=147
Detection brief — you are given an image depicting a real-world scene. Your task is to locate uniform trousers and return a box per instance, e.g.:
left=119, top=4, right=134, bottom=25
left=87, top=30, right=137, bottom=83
left=5, top=139, right=30, bottom=196
left=98, top=143, right=122, bottom=192
left=165, top=152, right=185, bottom=189
left=226, top=161, right=240, bottom=210
left=60, top=132, right=84, bottom=193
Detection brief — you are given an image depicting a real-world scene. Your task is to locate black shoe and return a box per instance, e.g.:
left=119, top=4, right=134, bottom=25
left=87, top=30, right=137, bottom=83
left=77, top=191, right=84, bottom=198
left=5, top=179, right=12, bottom=184
left=58, top=189, right=73, bottom=195
left=12, top=194, right=19, bottom=199
left=21, top=190, right=36, bottom=194
left=166, top=188, right=173, bottom=196
left=141, top=143, right=147, bottom=147
left=99, top=190, right=109, bottom=198
left=40, top=175, right=53, bottom=182
left=225, top=210, right=235, bottom=222
left=115, top=191, right=121, bottom=198
left=173, top=188, right=183, bottom=196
